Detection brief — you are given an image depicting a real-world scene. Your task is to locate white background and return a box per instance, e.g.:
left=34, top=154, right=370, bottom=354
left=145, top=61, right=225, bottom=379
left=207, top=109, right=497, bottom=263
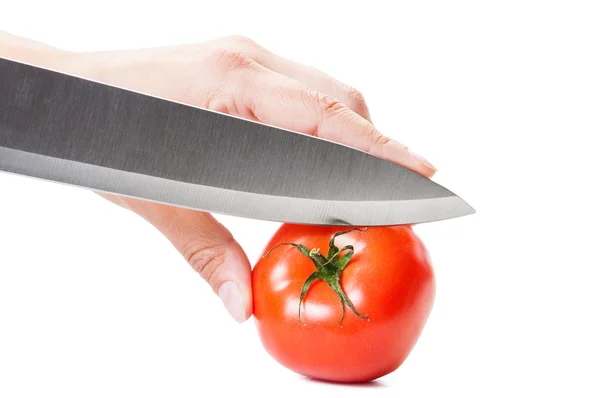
left=1, top=1, right=598, bottom=397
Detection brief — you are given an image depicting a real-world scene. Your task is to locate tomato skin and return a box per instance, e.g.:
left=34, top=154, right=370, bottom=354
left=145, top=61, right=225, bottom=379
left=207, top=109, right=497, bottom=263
left=252, top=224, right=435, bottom=383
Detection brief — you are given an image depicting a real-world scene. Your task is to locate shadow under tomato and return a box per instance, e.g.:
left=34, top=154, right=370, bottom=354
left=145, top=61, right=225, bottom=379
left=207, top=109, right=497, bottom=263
left=303, top=376, right=388, bottom=388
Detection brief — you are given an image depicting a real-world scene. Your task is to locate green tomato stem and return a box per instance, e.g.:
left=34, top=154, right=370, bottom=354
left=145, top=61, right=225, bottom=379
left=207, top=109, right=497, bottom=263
left=263, top=228, right=370, bottom=326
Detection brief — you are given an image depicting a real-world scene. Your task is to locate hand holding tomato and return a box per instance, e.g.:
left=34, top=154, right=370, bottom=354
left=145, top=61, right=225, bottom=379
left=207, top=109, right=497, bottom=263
left=252, top=224, right=435, bottom=382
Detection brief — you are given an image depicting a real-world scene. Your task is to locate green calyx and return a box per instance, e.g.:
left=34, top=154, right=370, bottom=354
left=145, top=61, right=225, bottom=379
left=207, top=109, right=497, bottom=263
left=263, top=228, right=370, bottom=326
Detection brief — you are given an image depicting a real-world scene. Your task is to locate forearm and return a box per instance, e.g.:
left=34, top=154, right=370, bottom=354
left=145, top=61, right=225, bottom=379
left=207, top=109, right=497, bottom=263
left=1, top=31, right=151, bottom=89
left=0, top=31, right=71, bottom=70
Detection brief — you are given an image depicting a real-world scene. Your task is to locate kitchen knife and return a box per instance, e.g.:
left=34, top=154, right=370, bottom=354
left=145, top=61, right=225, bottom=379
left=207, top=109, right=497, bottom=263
left=0, top=56, right=474, bottom=226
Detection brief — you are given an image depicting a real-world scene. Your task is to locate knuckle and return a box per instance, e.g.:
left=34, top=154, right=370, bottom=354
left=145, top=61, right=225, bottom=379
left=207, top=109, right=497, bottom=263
left=346, top=86, right=366, bottom=106
left=211, top=48, right=257, bottom=72
left=366, top=126, right=392, bottom=153
left=312, top=89, right=346, bottom=117
left=343, top=85, right=369, bottom=116
left=220, top=34, right=265, bottom=63
left=186, top=243, right=228, bottom=284
left=227, top=34, right=258, bottom=48
left=373, top=131, right=391, bottom=146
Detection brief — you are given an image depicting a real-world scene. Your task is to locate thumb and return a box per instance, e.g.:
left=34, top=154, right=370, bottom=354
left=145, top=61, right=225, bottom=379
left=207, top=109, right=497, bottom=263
left=100, top=193, right=251, bottom=323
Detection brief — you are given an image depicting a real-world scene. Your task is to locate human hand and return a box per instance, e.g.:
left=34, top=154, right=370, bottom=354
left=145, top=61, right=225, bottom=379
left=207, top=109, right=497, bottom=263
left=1, top=33, right=436, bottom=323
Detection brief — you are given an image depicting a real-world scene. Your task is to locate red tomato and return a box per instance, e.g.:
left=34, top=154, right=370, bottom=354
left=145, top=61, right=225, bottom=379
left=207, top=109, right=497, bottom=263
left=252, top=224, right=435, bottom=383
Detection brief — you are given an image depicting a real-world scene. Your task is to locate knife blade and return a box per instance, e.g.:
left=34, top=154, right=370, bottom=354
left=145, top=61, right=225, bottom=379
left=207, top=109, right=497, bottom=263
left=0, top=56, right=474, bottom=226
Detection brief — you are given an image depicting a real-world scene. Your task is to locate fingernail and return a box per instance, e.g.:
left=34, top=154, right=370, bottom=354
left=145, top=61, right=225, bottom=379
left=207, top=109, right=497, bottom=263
left=218, top=281, right=246, bottom=323
left=408, top=150, right=437, bottom=173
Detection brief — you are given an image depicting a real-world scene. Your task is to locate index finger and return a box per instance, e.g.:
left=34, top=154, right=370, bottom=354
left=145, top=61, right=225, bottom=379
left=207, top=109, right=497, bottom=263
left=231, top=63, right=436, bottom=178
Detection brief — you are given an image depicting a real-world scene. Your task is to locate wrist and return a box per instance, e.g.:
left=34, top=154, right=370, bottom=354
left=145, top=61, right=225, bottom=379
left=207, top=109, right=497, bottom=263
left=0, top=31, right=78, bottom=74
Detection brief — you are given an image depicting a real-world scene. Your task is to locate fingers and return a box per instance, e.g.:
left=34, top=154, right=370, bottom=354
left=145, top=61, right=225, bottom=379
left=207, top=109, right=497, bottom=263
left=211, top=35, right=372, bottom=122
left=216, top=55, right=436, bottom=177
left=100, top=193, right=252, bottom=323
